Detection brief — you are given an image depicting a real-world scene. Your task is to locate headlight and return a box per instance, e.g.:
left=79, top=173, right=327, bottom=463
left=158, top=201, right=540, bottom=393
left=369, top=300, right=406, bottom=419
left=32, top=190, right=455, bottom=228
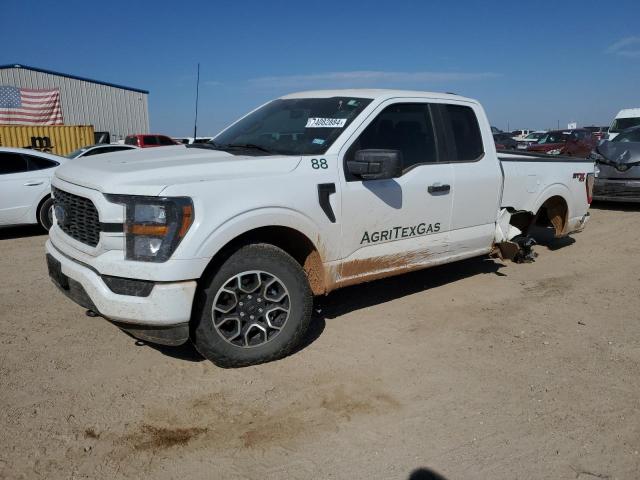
left=547, top=149, right=562, bottom=155
left=105, top=195, right=194, bottom=262
left=594, top=164, right=600, bottom=178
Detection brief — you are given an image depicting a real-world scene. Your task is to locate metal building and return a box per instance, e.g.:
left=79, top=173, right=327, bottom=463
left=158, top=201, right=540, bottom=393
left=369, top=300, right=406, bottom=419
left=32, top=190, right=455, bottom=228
left=0, top=63, right=149, bottom=142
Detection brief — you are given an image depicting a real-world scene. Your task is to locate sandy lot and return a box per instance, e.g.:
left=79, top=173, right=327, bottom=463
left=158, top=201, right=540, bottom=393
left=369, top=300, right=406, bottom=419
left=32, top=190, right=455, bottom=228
left=1, top=204, right=639, bottom=480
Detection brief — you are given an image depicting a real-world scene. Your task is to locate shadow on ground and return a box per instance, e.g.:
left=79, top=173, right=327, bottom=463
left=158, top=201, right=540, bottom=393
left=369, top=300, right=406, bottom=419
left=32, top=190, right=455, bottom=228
left=529, top=225, right=576, bottom=251
left=315, top=256, right=505, bottom=321
left=0, top=225, right=45, bottom=240
left=408, top=467, right=449, bottom=480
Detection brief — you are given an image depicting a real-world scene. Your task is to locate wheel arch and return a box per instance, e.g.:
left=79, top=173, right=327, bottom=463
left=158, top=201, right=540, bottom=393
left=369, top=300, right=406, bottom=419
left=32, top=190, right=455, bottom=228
left=34, top=191, right=53, bottom=226
left=533, top=194, right=569, bottom=237
left=503, top=184, right=571, bottom=238
left=196, top=212, right=329, bottom=296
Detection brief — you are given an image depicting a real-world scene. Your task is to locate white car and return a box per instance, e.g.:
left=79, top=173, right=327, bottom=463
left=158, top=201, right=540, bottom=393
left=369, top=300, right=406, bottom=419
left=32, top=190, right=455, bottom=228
left=46, top=89, right=594, bottom=367
left=0, top=147, right=66, bottom=230
left=517, top=130, right=547, bottom=149
left=66, top=144, right=137, bottom=159
left=511, top=129, right=533, bottom=141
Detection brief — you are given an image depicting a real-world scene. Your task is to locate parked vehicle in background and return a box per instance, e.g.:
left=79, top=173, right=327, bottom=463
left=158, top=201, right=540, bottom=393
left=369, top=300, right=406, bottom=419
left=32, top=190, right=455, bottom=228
left=527, top=129, right=596, bottom=157
left=0, top=147, right=65, bottom=230
left=491, top=126, right=502, bottom=134
left=517, top=131, right=546, bottom=150
left=46, top=89, right=594, bottom=367
left=493, top=132, right=518, bottom=150
left=173, top=137, right=215, bottom=145
left=608, top=108, right=640, bottom=140
left=511, top=130, right=532, bottom=141
left=584, top=126, right=609, bottom=142
left=66, top=144, right=137, bottom=159
left=124, top=134, right=178, bottom=148
left=591, top=126, right=640, bottom=202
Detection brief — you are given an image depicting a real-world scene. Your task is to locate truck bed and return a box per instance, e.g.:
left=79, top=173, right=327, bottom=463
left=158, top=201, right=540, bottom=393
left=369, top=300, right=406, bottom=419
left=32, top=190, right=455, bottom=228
left=497, top=150, right=594, bottom=228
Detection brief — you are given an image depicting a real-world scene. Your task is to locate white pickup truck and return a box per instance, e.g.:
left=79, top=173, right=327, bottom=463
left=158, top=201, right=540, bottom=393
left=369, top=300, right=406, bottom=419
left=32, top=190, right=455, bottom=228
left=46, top=90, right=594, bottom=367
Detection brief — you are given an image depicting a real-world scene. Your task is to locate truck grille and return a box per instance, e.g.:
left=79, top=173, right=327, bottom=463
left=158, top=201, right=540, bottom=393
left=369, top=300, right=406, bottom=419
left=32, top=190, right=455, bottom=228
left=52, top=187, right=101, bottom=247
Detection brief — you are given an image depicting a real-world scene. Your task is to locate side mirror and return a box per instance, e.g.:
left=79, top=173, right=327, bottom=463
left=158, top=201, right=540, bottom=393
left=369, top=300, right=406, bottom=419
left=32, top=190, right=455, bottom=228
left=347, top=149, right=403, bottom=180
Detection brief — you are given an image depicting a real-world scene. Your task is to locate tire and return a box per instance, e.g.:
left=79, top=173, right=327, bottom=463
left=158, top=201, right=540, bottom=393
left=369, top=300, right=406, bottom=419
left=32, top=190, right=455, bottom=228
left=37, top=197, right=54, bottom=231
left=192, top=243, right=313, bottom=367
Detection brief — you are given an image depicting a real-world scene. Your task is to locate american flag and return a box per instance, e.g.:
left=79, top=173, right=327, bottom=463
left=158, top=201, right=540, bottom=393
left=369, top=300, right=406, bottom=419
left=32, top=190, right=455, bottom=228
left=0, top=86, right=63, bottom=125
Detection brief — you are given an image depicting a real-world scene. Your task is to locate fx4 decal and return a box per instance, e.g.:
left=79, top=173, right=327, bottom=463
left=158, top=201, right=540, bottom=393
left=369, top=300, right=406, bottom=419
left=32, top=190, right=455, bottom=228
left=360, top=223, right=441, bottom=245
left=573, top=173, right=586, bottom=182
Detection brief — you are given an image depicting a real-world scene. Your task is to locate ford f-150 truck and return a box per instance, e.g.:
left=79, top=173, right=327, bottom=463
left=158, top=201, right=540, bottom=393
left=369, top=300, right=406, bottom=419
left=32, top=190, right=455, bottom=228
left=46, top=90, right=594, bottom=367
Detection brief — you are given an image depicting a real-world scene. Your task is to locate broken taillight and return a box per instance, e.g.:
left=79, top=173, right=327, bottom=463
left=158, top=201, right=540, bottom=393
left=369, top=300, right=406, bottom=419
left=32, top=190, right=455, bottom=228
left=586, top=173, right=595, bottom=204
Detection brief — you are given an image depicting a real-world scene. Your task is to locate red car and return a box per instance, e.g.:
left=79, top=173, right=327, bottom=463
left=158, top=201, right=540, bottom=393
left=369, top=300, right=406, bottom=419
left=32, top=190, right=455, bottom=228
left=124, top=134, right=178, bottom=148
left=526, top=129, right=596, bottom=158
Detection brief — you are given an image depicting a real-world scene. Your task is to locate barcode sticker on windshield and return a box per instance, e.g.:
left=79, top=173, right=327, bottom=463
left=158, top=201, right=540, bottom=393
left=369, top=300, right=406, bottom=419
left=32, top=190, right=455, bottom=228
left=306, top=118, right=347, bottom=128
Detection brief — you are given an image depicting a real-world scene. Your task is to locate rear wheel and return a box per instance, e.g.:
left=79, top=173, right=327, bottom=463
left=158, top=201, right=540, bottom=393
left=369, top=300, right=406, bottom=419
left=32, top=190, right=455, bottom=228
left=192, top=244, right=313, bottom=367
left=37, top=197, right=54, bottom=231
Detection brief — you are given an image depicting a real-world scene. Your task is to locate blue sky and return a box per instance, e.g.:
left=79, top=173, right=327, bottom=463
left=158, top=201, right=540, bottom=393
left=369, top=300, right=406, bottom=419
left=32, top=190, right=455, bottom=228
left=3, top=0, right=640, bottom=134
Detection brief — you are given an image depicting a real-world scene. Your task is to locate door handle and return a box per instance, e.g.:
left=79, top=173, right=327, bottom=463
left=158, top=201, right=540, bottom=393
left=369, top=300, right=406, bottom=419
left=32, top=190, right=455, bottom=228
left=24, top=181, right=44, bottom=186
left=428, top=184, right=451, bottom=194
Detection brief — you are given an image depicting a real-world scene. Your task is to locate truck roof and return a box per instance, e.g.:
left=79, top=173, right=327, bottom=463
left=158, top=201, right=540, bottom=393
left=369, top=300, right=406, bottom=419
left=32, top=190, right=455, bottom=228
left=615, top=108, right=640, bottom=118
left=280, top=89, right=476, bottom=103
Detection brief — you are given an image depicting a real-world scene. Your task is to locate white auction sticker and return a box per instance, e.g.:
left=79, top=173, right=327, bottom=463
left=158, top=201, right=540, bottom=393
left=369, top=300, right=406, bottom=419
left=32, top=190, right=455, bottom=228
left=305, top=117, right=347, bottom=128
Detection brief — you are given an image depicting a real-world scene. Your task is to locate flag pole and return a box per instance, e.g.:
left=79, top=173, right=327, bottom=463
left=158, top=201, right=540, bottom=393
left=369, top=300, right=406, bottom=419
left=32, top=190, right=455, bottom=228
left=193, top=63, right=200, bottom=140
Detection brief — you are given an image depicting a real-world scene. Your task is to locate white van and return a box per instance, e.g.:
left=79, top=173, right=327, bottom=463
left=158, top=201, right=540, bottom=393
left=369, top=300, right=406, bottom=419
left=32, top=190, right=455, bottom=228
left=608, top=108, right=640, bottom=140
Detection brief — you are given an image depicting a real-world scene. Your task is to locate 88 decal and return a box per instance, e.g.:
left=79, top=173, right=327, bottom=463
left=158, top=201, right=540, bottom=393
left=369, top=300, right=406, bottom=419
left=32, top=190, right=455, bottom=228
left=311, top=158, right=328, bottom=169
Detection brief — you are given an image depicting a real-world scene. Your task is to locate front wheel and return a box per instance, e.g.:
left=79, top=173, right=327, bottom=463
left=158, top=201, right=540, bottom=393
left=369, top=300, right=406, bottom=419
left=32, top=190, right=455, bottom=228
left=192, top=244, right=313, bottom=367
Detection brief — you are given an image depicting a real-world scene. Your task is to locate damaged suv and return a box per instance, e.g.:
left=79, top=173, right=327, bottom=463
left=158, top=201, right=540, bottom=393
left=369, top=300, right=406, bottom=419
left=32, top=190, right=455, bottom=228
left=592, top=125, right=640, bottom=202
left=46, top=90, right=594, bottom=367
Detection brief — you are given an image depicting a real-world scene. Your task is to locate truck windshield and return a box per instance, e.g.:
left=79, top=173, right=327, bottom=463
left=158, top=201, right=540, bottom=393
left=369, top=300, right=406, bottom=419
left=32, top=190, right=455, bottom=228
left=211, top=97, right=372, bottom=155
left=610, top=117, right=640, bottom=133
left=612, top=128, right=640, bottom=143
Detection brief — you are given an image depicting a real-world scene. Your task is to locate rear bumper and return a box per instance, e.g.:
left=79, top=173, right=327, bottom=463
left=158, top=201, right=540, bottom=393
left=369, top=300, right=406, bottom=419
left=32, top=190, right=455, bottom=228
left=46, top=240, right=196, bottom=344
left=593, top=178, right=640, bottom=202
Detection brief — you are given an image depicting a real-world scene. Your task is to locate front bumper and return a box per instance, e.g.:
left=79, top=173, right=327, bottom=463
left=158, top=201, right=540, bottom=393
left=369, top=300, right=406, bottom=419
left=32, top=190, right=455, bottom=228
left=593, top=178, right=640, bottom=203
left=46, top=240, right=197, bottom=345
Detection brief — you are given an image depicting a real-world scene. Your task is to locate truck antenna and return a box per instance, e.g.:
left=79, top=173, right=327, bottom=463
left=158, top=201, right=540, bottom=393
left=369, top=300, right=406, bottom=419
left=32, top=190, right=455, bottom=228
left=193, top=63, right=200, bottom=140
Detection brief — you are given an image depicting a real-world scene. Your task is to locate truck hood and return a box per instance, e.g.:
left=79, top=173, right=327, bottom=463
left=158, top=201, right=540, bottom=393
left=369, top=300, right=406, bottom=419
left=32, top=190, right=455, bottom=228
left=55, top=145, right=302, bottom=195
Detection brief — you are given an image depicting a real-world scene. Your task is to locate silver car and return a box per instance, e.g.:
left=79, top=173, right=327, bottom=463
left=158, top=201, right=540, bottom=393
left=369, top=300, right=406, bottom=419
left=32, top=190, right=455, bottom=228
left=592, top=126, right=640, bottom=202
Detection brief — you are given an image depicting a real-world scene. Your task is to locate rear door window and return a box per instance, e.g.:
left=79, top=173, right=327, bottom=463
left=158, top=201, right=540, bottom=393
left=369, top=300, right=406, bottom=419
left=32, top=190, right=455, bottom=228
left=440, top=104, right=484, bottom=161
left=0, top=153, right=29, bottom=174
left=124, top=136, right=138, bottom=145
left=144, top=136, right=159, bottom=146
left=25, top=155, right=59, bottom=170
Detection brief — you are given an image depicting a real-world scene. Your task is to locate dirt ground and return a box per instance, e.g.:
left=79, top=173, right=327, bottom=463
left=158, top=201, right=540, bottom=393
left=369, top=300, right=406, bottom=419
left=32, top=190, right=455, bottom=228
left=1, top=203, right=639, bottom=480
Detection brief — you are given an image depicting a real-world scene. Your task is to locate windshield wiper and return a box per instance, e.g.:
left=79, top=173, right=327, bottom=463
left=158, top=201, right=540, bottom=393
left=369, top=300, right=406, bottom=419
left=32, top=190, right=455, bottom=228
left=186, top=142, right=275, bottom=155
left=185, top=141, right=225, bottom=150
left=224, top=143, right=274, bottom=154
